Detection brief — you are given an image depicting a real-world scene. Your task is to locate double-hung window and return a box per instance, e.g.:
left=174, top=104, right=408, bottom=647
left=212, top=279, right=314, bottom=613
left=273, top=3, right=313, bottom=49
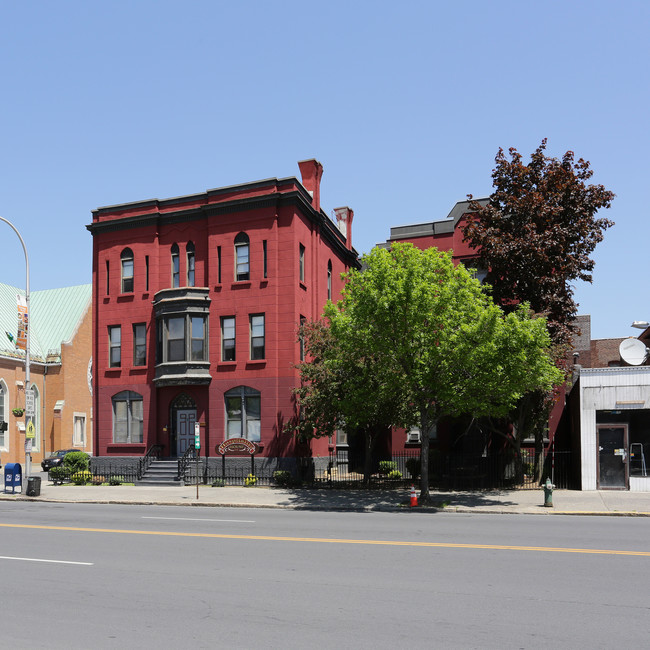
left=0, top=380, right=7, bottom=449
left=108, top=326, right=121, bottom=368
left=221, top=316, right=236, bottom=361
left=121, top=248, right=134, bottom=293
left=171, top=244, right=180, bottom=288
left=187, top=242, right=195, bottom=287
left=167, top=317, right=185, bottom=362
left=327, top=261, right=332, bottom=300
left=190, top=316, right=205, bottom=361
left=133, top=323, right=146, bottom=366
left=235, top=233, right=250, bottom=281
left=299, top=315, right=306, bottom=361
left=112, top=391, right=143, bottom=443
left=299, top=244, right=305, bottom=283
left=250, top=314, right=265, bottom=360
left=225, top=386, right=260, bottom=442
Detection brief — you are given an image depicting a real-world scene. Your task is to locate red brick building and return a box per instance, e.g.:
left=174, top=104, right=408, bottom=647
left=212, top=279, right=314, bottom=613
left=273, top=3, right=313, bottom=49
left=86, top=160, right=358, bottom=474
left=381, top=200, right=569, bottom=459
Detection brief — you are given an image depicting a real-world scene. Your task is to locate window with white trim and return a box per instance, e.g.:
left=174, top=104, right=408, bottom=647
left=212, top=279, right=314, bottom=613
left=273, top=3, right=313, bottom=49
left=299, top=244, right=305, bottom=282
left=327, top=260, right=332, bottom=300
left=186, top=242, right=195, bottom=287
left=133, top=323, right=146, bottom=366
left=73, top=413, right=86, bottom=446
left=108, top=326, right=121, bottom=368
left=112, top=391, right=143, bottom=443
left=0, top=379, right=7, bottom=450
left=250, top=314, right=265, bottom=360
left=235, top=232, right=250, bottom=281
left=121, top=248, right=134, bottom=293
left=221, top=316, right=235, bottom=361
left=30, top=385, right=40, bottom=452
left=225, top=386, right=260, bottom=442
left=171, top=243, right=180, bottom=288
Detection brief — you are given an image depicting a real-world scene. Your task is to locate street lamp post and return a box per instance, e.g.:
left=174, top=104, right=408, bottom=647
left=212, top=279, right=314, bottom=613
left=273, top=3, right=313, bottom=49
left=0, top=216, right=32, bottom=479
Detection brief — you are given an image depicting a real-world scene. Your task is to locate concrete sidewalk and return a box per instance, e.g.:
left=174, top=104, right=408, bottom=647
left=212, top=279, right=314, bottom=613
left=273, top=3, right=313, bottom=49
left=3, top=478, right=650, bottom=515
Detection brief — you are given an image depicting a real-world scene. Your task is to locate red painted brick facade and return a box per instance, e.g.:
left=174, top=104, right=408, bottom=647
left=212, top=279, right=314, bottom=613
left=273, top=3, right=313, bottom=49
left=87, top=161, right=358, bottom=461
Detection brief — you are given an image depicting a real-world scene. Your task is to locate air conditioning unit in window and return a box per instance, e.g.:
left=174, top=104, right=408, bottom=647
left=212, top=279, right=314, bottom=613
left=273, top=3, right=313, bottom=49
left=407, top=427, right=421, bottom=443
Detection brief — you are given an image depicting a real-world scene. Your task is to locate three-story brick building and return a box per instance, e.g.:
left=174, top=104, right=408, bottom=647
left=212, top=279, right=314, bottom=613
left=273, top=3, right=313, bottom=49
left=87, top=159, right=358, bottom=474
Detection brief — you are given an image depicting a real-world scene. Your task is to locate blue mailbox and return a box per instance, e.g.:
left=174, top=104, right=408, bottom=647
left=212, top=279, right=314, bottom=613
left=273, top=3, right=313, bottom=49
left=4, top=462, right=22, bottom=494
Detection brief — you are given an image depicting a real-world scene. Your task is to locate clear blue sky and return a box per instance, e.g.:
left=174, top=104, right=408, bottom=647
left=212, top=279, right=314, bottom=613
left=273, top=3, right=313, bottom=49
left=1, top=0, right=647, bottom=340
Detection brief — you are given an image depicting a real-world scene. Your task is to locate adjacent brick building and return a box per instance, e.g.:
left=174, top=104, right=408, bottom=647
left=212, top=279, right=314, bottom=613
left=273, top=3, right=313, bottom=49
left=86, top=160, right=358, bottom=473
left=0, top=283, right=92, bottom=467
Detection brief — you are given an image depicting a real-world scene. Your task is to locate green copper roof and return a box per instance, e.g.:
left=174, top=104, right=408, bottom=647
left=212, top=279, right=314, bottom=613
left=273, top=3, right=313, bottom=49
left=0, top=282, right=91, bottom=363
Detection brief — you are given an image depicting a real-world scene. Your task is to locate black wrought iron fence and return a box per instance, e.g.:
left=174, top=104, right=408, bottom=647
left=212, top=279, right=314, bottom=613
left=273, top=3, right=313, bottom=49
left=314, top=449, right=575, bottom=490
left=204, top=466, right=272, bottom=487
left=49, top=464, right=139, bottom=485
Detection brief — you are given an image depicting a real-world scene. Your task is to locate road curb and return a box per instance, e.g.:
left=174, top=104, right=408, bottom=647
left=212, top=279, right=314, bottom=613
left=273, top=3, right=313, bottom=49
left=2, top=493, right=650, bottom=516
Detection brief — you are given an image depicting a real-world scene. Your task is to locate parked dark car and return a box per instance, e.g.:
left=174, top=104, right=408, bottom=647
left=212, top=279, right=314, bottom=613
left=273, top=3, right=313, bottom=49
left=41, top=449, right=84, bottom=472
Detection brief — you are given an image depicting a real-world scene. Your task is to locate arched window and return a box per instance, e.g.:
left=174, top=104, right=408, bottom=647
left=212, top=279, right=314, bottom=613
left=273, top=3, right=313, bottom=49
left=30, top=385, right=40, bottom=452
left=112, top=391, right=144, bottom=443
left=0, top=379, right=7, bottom=451
left=225, top=386, right=260, bottom=442
left=234, top=232, right=250, bottom=281
left=171, top=243, right=180, bottom=288
left=121, top=248, right=134, bottom=293
left=327, top=260, right=332, bottom=300
left=186, top=241, right=195, bottom=287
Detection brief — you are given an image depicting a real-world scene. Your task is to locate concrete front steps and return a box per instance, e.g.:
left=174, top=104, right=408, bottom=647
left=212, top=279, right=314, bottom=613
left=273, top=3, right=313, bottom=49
left=137, top=459, right=181, bottom=486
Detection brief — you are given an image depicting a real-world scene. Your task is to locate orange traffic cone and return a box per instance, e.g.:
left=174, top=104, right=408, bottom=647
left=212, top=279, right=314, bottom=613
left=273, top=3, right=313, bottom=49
left=410, top=485, right=418, bottom=507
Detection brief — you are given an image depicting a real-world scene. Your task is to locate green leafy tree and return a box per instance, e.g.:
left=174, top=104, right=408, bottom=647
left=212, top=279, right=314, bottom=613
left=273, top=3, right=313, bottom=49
left=462, top=140, right=614, bottom=478
left=293, top=243, right=562, bottom=501
left=289, top=319, right=410, bottom=483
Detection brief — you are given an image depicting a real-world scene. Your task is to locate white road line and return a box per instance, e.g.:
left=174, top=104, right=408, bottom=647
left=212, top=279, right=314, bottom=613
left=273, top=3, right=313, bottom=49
left=142, top=516, right=255, bottom=523
left=0, top=556, right=93, bottom=565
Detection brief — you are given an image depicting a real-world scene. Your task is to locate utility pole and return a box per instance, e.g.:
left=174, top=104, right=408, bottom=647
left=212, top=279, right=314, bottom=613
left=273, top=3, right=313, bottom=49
left=0, top=216, right=31, bottom=478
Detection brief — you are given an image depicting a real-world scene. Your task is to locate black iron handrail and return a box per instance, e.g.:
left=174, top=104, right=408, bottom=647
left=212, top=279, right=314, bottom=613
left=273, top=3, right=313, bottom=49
left=137, top=444, right=164, bottom=479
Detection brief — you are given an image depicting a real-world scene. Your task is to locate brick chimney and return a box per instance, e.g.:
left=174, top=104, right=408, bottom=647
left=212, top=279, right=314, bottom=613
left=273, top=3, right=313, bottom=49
left=298, top=159, right=324, bottom=213
left=334, top=206, right=354, bottom=250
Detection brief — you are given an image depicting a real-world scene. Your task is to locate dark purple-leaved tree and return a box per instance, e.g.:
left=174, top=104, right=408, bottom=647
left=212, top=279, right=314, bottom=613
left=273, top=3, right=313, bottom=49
left=463, top=140, right=615, bottom=479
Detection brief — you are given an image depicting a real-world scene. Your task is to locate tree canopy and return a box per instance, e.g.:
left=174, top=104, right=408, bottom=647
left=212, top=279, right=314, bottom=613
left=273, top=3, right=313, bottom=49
left=292, top=243, right=562, bottom=500
left=463, top=139, right=614, bottom=351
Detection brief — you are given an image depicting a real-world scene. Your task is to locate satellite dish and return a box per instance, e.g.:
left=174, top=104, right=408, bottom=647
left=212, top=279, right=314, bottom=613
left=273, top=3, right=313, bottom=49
left=619, top=338, right=649, bottom=366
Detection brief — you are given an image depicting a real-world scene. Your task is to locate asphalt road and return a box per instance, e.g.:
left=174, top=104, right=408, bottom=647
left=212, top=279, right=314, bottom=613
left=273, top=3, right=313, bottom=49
left=1, top=502, right=649, bottom=649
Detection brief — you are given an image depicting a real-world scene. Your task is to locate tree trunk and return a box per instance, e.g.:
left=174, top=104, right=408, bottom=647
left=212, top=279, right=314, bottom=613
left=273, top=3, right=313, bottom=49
left=419, top=410, right=432, bottom=503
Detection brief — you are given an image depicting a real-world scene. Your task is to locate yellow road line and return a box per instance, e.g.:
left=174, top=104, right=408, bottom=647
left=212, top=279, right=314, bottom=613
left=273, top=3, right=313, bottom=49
left=1, top=522, right=649, bottom=556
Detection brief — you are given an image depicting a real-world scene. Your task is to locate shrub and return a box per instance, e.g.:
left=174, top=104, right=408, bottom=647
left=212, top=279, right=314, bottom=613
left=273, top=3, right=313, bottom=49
left=272, top=470, right=296, bottom=488
left=91, top=475, right=105, bottom=485
left=63, top=451, right=90, bottom=473
left=211, top=479, right=226, bottom=487
left=378, top=460, right=398, bottom=475
left=387, top=470, right=403, bottom=480
left=71, top=471, right=92, bottom=486
left=109, top=476, right=124, bottom=486
left=405, top=458, right=421, bottom=479
left=49, top=466, right=69, bottom=483
left=244, top=474, right=258, bottom=487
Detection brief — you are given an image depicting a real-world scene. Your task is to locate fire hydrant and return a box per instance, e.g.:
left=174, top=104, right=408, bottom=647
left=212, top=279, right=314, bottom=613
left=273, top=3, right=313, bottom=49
left=543, top=477, right=554, bottom=507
